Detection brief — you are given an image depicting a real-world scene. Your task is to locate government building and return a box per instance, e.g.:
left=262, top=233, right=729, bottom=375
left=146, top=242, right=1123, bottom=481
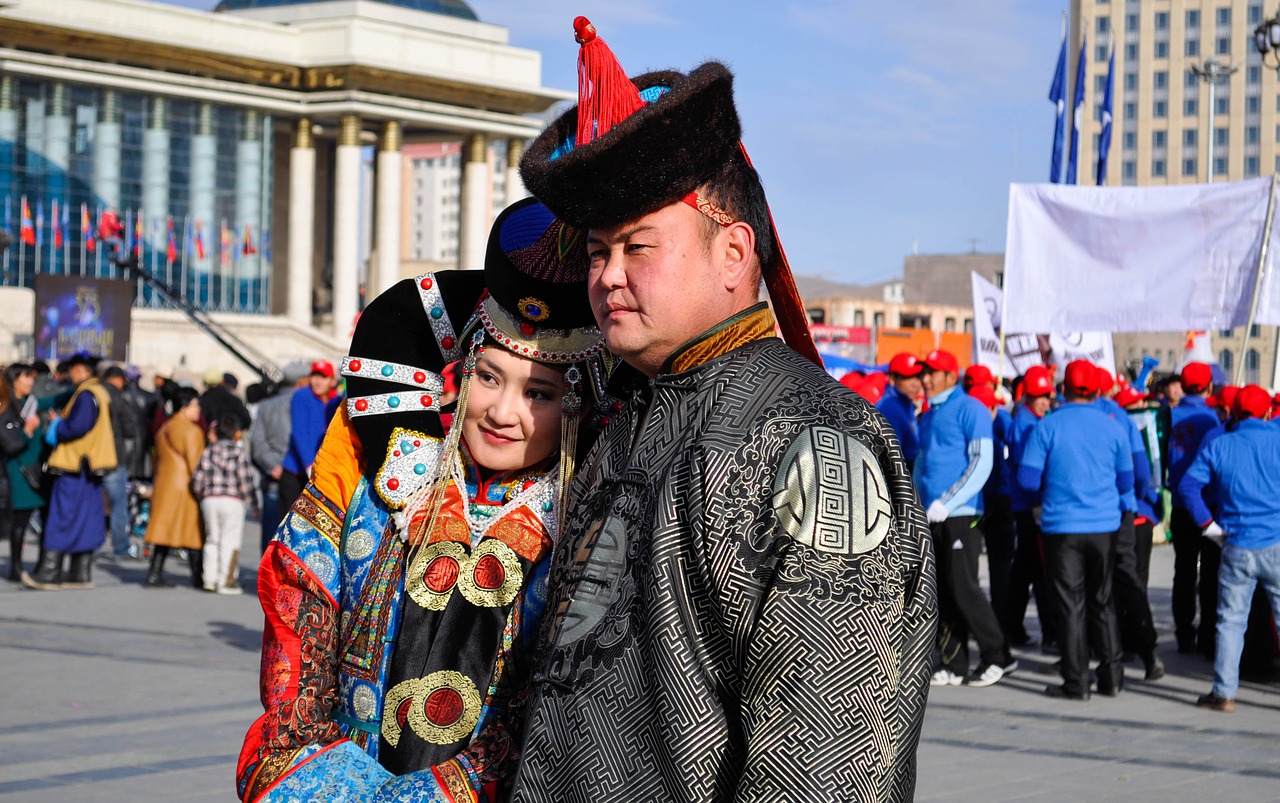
left=0, top=0, right=566, bottom=373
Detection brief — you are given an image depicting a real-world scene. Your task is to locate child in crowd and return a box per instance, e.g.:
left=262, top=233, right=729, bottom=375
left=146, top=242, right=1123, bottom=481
left=191, top=414, right=258, bottom=594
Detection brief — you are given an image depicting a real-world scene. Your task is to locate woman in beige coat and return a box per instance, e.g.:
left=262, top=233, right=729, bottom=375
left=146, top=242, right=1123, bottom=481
left=143, top=387, right=206, bottom=588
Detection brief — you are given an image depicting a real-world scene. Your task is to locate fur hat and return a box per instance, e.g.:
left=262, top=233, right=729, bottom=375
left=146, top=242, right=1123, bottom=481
left=521, top=63, right=741, bottom=230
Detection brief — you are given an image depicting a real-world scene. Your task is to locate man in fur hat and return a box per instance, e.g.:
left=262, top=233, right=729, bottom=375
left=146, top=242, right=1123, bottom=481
left=512, top=18, right=936, bottom=802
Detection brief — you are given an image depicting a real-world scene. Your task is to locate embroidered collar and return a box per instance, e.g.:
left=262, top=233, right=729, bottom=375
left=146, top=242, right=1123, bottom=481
left=661, top=303, right=777, bottom=375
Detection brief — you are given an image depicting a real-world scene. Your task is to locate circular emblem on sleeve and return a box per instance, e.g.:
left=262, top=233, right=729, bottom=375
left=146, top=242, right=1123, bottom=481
left=772, top=426, right=893, bottom=555
left=407, top=541, right=467, bottom=610
left=380, top=671, right=482, bottom=747
left=456, top=539, right=522, bottom=608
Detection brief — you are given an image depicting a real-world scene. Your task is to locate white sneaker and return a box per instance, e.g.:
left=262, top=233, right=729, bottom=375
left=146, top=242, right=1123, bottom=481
left=930, top=668, right=964, bottom=687
left=215, top=585, right=245, bottom=596
left=968, top=663, right=1005, bottom=687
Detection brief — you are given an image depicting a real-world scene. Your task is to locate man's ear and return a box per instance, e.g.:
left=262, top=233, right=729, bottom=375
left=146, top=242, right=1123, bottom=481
left=720, top=221, right=756, bottom=292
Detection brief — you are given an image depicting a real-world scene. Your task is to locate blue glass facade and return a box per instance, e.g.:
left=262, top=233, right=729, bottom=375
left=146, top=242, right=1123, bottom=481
left=0, top=75, right=274, bottom=313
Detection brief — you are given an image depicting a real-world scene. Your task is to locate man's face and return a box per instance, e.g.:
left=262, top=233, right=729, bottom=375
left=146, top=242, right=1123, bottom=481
left=587, top=203, right=730, bottom=377
left=1165, top=380, right=1184, bottom=405
left=893, top=374, right=922, bottom=399
left=921, top=368, right=955, bottom=399
left=309, top=373, right=331, bottom=397
left=67, top=365, right=92, bottom=385
left=1028, top=395, right=1053, bottom=417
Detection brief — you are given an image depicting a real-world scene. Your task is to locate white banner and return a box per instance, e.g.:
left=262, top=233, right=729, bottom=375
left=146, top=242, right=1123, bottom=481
left=1004, top=177, right=1280, bottom=332
left=971, top=272, right=1115, bottom=378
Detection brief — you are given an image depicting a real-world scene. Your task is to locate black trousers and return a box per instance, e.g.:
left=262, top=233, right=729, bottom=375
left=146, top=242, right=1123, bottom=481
left=277, top=471, right=308, bottom=522
left=1006, top=510, right=1058, bottom=645
left=1170, top=505, right=1220, bottom=651
left=5, top=508, right=34, bottom=577
left=933, top=517, right=1009, bottom=675
left=1044, top=531, right=1123, bottom=695
left=983, top=492, right=1016, bottom=631
left=1113, top=512, right=1158, bottom=656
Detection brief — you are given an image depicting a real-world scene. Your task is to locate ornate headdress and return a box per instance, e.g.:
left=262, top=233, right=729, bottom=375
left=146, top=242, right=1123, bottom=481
left=518, top=16, right=822, bottom=368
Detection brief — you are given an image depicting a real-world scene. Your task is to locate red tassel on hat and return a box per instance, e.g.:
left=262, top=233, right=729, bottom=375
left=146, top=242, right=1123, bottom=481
left=574, top=16, right=645, bottom=147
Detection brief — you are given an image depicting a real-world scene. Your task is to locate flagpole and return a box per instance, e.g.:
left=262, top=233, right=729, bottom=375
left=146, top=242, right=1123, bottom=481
left=1234, top=173, right=1278, bottom=385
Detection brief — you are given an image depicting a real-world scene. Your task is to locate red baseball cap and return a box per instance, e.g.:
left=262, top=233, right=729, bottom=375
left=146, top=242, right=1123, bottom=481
left=1063, top=360, right=1097, bottom=396
left=310, top=360, right=335, bottom=378
left=1234, top=384, right=1272, bottom=418
left=1181, top=362, right=1212, bottom=394
left=1114, top=386, right=1148, bottom=408
left=887, top=353, right=923, bottom=377
left=922, top=349, right=959, bottom=374
left=1210, top=385, right=1240, bottom=410
left=968, top=384, right=1000, bottom=409
left=1094, top=368, right=1115, bottom=395
left=963, top=364, right=994, bottom=390
left=1022, top=365, right=1055, bottom=398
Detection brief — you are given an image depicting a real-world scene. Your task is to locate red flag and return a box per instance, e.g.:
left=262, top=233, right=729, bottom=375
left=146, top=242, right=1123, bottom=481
left=134, top=210, right=144, bottom=257
left=242, top=223, right=257, bottom=256
left=19, top=197, right=34, bottom=246
left=167, top=216, right=177, bottom=263
left=82, top=204, right=95, bottom=253
left=220, top=219, right=231, bottom=267
left=194, top=221, right=206, bottom=260
left=51, top=199, right=63, bottom=249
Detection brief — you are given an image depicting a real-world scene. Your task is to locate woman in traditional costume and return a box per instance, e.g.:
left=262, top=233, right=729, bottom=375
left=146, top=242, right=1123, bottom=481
left=237, top=199, right=612, bottom=802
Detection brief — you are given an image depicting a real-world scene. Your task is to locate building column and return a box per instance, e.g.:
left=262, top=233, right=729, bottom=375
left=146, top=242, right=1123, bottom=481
left=92, top=90, right=121, bottom=212
left=505, top=138, right=525, bottom=205
left=332, top=114, right=362, bottom=340
left=373, top=120, right=402, bottom=298
left=142, top=97, right=169, bottom=253
left=0, top=77, right=16, bottom=212
left=287, top=118, right=315, bottom=328
left=44, top=84, right=71, bottom=273
left=189, top=103, right=216, bottom=280
left=457, top=132, right=490, bottom=271
left=236, top=110, right=262, bottom=296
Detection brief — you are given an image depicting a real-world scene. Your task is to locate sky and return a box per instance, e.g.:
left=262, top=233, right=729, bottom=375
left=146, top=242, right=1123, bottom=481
left=158, top=0, right=1067, bottom=286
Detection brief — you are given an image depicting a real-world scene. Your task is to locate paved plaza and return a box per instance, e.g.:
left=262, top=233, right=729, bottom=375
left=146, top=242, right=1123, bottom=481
left=1, top=527, right=1277, bottom=802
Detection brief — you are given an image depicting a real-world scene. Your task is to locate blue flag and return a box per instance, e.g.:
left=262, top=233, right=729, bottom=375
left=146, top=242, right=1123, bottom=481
left=1048, top=33, right=1068, bottom=183
left=1096, top=48, right=1115, bottom=185
left=1065, top=33, right=1087, bottom=184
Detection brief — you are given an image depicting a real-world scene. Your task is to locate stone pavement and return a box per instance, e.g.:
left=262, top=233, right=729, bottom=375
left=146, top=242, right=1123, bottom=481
left=2, top=528, right=1277, bottom=801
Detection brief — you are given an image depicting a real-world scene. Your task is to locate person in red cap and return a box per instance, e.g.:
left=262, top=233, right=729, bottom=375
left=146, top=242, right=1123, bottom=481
left=1004, top=365, right=1059, bottom=650
left=1018, top=360, right=1132, bottom=700
left=965, top=364, right=1018, bottom=644
left=876, top=353, right=924, bottom=462
left=1163, top=361, right=1221, bottom=655
left=917, top=349, right=1013, bottom=688
left=277, top=359, right=338, bottom=514
left=1178, top=385, right=1280, bottom=712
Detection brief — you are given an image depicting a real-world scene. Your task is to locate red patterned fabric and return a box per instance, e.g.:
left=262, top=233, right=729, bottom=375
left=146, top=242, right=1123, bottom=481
left=237, top=543, right=343, bottom=801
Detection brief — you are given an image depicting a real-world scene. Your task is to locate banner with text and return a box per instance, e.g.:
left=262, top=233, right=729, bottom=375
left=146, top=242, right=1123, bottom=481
left=34, top=275, right=133, bottom=361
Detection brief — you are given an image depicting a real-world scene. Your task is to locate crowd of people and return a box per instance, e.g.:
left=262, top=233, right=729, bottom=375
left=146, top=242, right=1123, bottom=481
left=0, top=354, right=344, bottom=594
left=849, top=350, right=1280, bottom=709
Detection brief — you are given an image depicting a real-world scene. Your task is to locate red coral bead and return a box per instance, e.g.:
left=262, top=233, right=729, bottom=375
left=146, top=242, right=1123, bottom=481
left=442, top=337, right=455, bottom=350
left=414, top=371, right=426, bottom=384
left=421, top=395, right=433, bottom=407
left=387, top=478, right=400, bottom=491
left=519, top=323, right=536, bottom=337
left=420, top=277, right=433, bottom=290
left=349, top=359, right=362, bottom=372
left=354, top=398, right=369, bottom=411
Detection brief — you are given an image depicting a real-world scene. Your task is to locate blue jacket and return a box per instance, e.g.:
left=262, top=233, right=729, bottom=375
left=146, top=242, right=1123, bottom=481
left=915, top=385, right=993, bottom=517
left=1166, top=396, right=1219, bottom=509
left=875, top=384, right=919, bottom=463
left=1177, top=419, right=1280, bottom=551
left=984, top=406, right=1014, bottom=498
left=1006, top=403, right=1045, bottom=512
left=1094, top=397, right=1151, bottom=514
left=1017, top=402, right=1134, bottom=535
left=282, top=387, right=329, bottom=475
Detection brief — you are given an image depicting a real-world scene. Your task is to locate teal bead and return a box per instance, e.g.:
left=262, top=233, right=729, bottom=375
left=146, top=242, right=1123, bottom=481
left=542, top=500, right=553, bottom=512
left=430, top=306, right=444, bottom=319
left=381, top=365, right=394, bottom=377
left=400, top=439, right=414, bottom=454
left=388, top=396, right=401, bottom=408
left=414, top=464, right=427, bottom=475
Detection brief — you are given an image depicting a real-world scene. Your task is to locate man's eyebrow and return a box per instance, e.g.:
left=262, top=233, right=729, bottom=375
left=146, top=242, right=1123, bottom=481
left=587, top=224, right=656, bottom=245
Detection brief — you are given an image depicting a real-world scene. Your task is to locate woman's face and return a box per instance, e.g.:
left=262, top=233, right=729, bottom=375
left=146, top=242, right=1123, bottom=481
left=12, top=372, right=34, bottom=399
left=461, top=346, right=565, bottom=472
left=182, top=399, right=203, bottom=422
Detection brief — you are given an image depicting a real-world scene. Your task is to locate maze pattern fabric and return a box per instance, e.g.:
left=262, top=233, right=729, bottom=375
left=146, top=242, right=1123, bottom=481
left=513, top=337, right=937, bottom=803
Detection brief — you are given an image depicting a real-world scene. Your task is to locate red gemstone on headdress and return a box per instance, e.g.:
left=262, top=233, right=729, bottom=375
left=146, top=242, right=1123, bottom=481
left=442, top=337, right=455, bottom=350
left=421, top=395, right=433, bottom=407
left=387, top=478, right=400, bottom=491
left=354, top=398, right=369, bottom=411
left=414, top=371, right=426, bottom=384
left=413, top=440, right=421, bottom=447
left=349, top=359, right=362, bottom=372
left=611, top=400, right=623, bottom=412
left=519, top=323, right=536, bottom=337
left=522, top=480, right=536, bottom=492
left=573, top=16, right=597, bottom=44
left=420, top=277, right=433, bottom=290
